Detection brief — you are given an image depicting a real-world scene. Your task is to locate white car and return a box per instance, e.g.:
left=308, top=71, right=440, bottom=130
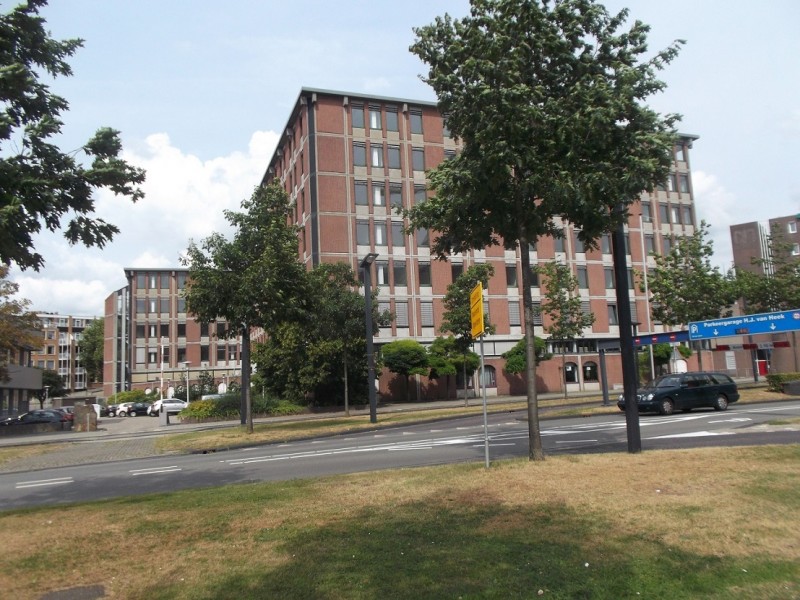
left=148, top=398, right=188, bottom=416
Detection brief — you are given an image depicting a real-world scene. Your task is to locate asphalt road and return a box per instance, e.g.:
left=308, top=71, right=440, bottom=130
left=0, top=400, right=798, bottom=510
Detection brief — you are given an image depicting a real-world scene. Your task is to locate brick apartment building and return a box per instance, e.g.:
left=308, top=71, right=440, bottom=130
left=260, top=87, right=703, bottom=399
left=32, top=313, right=95, bottom=392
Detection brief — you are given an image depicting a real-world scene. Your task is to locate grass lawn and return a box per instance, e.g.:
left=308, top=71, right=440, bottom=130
left=0, top=445, right=798, bottom=599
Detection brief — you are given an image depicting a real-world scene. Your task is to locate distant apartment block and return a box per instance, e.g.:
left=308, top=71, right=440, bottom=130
left=32, top=313, right=96, bottom=392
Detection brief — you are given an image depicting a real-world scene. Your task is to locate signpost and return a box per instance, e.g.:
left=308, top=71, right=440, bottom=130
left=470, top=283, right=490, bottom=469
left=689, top=309, right=800, bottom=341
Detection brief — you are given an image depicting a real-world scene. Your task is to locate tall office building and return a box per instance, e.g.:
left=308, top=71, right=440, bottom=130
left=261, top=87, right=701, bottom=397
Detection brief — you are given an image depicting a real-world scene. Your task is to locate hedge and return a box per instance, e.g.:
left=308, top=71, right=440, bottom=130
left=765, top=372, right=800, bottom=392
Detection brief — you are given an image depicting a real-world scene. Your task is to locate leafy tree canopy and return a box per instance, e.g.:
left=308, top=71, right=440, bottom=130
left=0, top=0, right=145, bottom=270
left=0, top=266, right=40, bottom=381
left=536, top=261, right=595, bottom=342
left=502, top=337, right=552, bottom=375
left=78, top=318, right=103, bottom=383
left=647, top=221, right=737, bottom=326
left=440, top=263, right=495, bottom=351
left=382, top=339, right=429, bottom=402
left=736, top=224, right=800, bottom=313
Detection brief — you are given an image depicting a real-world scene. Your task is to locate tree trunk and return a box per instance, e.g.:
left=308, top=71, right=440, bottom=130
left=462, top=357, right=468, bottom=407
left=343, top=350, right=350, bottom=416
left=519, top=236, right=544, bottom=461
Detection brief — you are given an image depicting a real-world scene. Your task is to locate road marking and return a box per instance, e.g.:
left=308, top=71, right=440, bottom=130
left=130, top=466, right=181, bottom=475
left=648, top=431, right=734, bottom=439
left=16, top=477, right=73, bottom=489
left=708, top=418, right=752, bottom=424
left=555, top=439, right=597, bottom=444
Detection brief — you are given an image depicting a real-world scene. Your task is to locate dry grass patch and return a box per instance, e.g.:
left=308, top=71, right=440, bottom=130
left=0, top=443, right=68, bottom=468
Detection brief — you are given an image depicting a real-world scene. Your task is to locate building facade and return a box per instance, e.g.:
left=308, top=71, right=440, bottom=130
left=102, top=268, right=242, bottom=399
left=32, top=313, right=95, bottom=392
left=261, top=87, right=703, bottom=398
left=0, top=343, right=42, bottom=416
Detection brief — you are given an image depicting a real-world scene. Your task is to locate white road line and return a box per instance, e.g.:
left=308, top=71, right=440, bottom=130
left=648, top=431, right=734, bottom=439
left=555, top=439, right=597, bottom=444
left=130, top=466, right=181, bottom=475
left=16, top=477, right=73, bottom=489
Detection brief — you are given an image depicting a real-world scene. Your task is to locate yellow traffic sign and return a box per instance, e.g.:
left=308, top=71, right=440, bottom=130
left=470, top=282, right=484, bottom=338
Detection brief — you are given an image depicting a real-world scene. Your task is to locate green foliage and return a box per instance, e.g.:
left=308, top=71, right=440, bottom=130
left=77, top=318, right=104, bottom=383
left=107, top=389, right=148, bottom=404
left=407, top=0, right=682, bottom=458
left=765, top=372, right=800, bottom=393
left=382, top=339, right=429, bottom=402
left=0, top=266, right=40, bottom=381
left=536, top=261, right=595, bottom=343
left=440, top=264, right=495, bottom=350
left=647, top=222, right=737, bottom=326
left=253, top=262, right=392, bottom=406
left=0, top=1, right=145, bottom=271
left=180, top=394, right=305, bottom=420
left=502, top=338, right=552, bottom=375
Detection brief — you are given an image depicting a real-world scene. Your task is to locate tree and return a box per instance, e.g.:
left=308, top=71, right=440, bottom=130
left=536, top=261, right=595, bottom=397
left=35, top=368, right=67, bottom=408
left=407, top=0, right=682, bottom=459
left=0, top=0, right=145, bottom=271
left=183, top=183, right=310, bottom=432
left=647, top=222, right=737, bottom=369
left=77, top=318, right=104, bottom=384
left=502, top=337, right=552, bottom=374
left=382, top=339, right=429, bottom=402
left=0, top=266, right=41, bottom=381
left=439, top=264, right=494, bottom=405
left=253, top=263, right=391, bottom=410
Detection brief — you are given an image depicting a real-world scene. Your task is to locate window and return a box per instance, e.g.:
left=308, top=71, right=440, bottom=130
left=577, top=266, right=588, bottom=289
left=564, top=362, right=579, bottom=384
left=393, top=261, right=407, bottom=286
left=608, top=304, right=619, bottom=326
left=149, top=324, right=157, bottom=338
left=372, top=182, right=385, bottom=206
left=645, top=234, right=655, bottom=255
left=583, top=361, right=598, bottom=382
left=792, top=243, right=800, bottom=256
left=136, top=298, right=146, bottom=313
left=379, top=302, right=391, bottom=327
left=369, top=106, right=381, bottom=130
left=679, top=174, right=690, bottom=194
left=386, top=107, right=399, bottom=131
left=160, top=273, right=170, bottom=289
left=573, top=230, right=585, bottom=253
left=412, top=148, right=425, bottom=171
left=414, top=186, right=426, bottom=204
left=581, top=300, right=591, bottom=317
left=135, top=324, right=145, bottom=338
left=352, top=104, right=365, bottom=128
left=388, top=145, right=401, bottom=169
left=656, top=180, right=667, bottom=192
left=149, top=298, right=157, bottom=313
left=356, top=220, right=370, bottom=245
left=670, top=205, right=681, bottom=224
left=395, top=301, right=409, bottom=327
left=177, top=298, right=186, bottom=313
left=509, top=301, right=521, bottom=326
left=659, top=203, right=670, bottom=224
left=532, top=302, right=543, bottom=326
left=160, top=323, right=169, bottom=338
left=200, top=345, right=209, bottom=362
left=419, top=262, right=432, bottom=286
left=160, top=298, right=170, bottom=313
left=374, top=222, right=387, bottom=246
left=554, top=236, right=565, bottom=253
left=662, top=236, right=673, bottom=254
left=149, top=274, right=157, bottom=289
left=641, top=203, right=652, bottom=222
left=444, top=149, right=456, bottom=161
left=148, top=350, right=158, bottom=364
left=675, top=144, right=686, bottom=162
left=601, top=234, right=611, bottom=255
left=353, top=142, right=366, bottom=167
left=417, top=228, right=429, bottom=248
left=628, top=269, right=635, bottom=290
left=389, top=184, right=403, bottom=209
left=376, top=261, right=389, bottom=286
left=410, top=109, right=423, bottom=134
left=421, top=301, right=434, bottom=327
left=355, top=181, right=368, bottom=205
left=200, top=322, right=209, bottom=337
left=451, top=263, right=463, bottom=281
left=667, top=174, right=677, bottom=192
left=391, top=222, right=405, bottom=248
left=136, top=273, right=146, bottom=288
left=789, top=222, right=797, bottom=234
left=177, top=272, right=187, bottom=290
left=682, top=206, right=694, bottom=226
left=442, top=116, right=451, bottom=138
left=480, top=365, right=497, bottom=388
left=506, top=265, right=518, bottom=287
left=217, top=345, right=226, bottom=361
left=177, top=347, right=186, bottom=363
left=370, top=144, right=384, bottom=168
left=529, top=267, right=539, bottom=287
left=604, top=267, right=615, bottom=289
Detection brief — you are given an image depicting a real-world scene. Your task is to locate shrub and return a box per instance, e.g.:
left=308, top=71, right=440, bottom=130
left=765, top=372, right=800, bottom=392
left=107, top=389, right=148, bottom=404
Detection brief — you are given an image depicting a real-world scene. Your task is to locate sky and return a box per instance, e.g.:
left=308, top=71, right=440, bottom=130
left=7, top=0, right=800, bottom=317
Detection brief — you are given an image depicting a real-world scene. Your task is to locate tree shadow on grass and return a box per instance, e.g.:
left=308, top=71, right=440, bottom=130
left=139, top=496, right=797, bottom=600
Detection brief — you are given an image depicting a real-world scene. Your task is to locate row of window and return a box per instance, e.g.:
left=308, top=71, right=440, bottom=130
left=656, top=172, right=691, bottom=194
left=355, top=180, right=427, bottom=208
left=353, top=142, right=426, bottom=172
left=134, top=322, right=233, bottom=340
left=135, top=344, right=239, bottom=367
left=351, top=104, right=435, bottom=136
left=135, top=297, right=187, bottom=315
left=356, top=220, right=428, bottom=249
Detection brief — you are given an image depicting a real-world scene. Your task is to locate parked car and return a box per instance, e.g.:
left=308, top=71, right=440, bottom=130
left=617, top=372, right=740, bottom=415
left=116, top=402, right=152, bottom=417
left=147, top=398, right=188, bottom=416
left=106, top=404, right=120, bottom=417
left=53, top=407, right=74, bottom=422
left=0, top=409, right=71, bottom=426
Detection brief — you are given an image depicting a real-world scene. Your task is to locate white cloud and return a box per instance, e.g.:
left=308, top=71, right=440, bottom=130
left=692, top=170, right=737, bottom=269
left=10, top=130, right=279, bottom=317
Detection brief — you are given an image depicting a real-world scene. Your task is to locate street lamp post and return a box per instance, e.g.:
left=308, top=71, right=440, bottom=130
left=160, top=338, right=168, bottom=400
left=361, top=252, right=379, bottom=424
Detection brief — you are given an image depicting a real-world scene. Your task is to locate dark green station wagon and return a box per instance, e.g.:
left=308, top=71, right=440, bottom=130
left=617, top=372, right=740, bottom=415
